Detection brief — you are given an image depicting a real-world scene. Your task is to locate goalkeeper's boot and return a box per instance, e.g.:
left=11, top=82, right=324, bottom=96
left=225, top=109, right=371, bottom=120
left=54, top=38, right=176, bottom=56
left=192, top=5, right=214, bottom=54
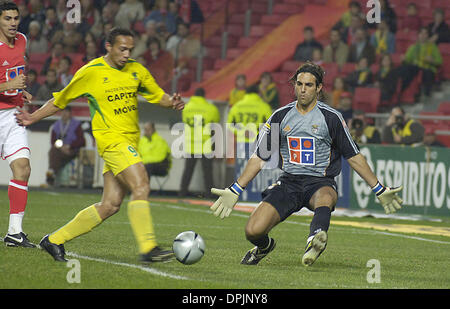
left=302, top=230, right=327, bottom=267
left=240, top=238, right=276, bottom=265
left=140, top=246, right=175, bottom=263
left=39, top=235, right=67, bottom=262
left=4, top=232, right=36, bottom=248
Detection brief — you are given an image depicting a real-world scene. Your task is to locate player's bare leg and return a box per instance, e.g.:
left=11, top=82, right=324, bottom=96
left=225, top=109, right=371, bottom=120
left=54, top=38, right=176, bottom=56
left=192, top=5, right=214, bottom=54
left=4, top=157, right=35, bottom=248
left=241, top=202, right=280, bottom=265
left=302, top=186, right=336, bottom=266
left=117, top=162, right=174, bottom=263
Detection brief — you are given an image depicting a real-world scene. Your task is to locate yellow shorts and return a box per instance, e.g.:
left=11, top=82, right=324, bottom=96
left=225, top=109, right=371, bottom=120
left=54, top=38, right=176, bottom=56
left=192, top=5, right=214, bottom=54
left=94, top=131, right=142, bottom=176
left=102, top=142, right=143, bottom=176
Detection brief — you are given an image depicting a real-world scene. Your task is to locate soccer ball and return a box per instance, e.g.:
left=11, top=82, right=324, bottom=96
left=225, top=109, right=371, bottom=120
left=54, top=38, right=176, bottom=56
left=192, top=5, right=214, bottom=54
left=172, top=231, right=205, bottom=265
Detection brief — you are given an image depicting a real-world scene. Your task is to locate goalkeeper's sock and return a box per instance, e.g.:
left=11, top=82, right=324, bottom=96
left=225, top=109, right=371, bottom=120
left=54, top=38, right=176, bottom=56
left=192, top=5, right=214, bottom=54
left=249, top=234, right=270, bottom=251
left=49, top=204, right=102, bottom=245
left=307, top=206, right=331, bottom=242
left=127, top=200, right=157, bottom=254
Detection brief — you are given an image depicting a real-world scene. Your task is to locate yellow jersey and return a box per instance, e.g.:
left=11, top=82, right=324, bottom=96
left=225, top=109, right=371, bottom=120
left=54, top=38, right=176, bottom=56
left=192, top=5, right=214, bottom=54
left=52, top=56, right=165, bottom=154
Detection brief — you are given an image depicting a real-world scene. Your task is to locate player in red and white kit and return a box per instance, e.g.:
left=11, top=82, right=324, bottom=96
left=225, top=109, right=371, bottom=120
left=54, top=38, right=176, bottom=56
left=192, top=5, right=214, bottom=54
left=0, top=1, right=35, bottom=247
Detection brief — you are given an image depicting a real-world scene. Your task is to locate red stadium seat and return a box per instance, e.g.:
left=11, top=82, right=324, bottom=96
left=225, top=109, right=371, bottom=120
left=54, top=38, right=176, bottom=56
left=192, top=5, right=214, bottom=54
left=437, top=102, right=450, bottom=114
left=352, top=87, right=381, bottom=113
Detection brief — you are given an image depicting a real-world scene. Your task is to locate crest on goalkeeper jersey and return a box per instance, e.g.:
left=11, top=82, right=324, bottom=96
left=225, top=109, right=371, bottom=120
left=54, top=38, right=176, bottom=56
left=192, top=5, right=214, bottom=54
left=288, top=136, right=315, bottom=165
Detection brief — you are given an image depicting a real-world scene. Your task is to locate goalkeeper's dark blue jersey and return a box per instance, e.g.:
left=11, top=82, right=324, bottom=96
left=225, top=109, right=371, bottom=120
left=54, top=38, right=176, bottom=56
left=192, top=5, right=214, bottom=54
left=254, top=100, right=360, bottom=178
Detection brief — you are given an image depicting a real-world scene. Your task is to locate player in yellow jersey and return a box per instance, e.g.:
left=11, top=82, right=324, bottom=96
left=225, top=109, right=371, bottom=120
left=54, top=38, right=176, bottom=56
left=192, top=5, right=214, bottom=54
left=15, top=28, right=185, bottom=263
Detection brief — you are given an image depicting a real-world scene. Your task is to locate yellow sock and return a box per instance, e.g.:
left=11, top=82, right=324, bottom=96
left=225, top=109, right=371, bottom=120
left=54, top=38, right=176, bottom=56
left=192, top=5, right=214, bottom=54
left=127, top=200, right=157, bottom=254
left=49, top=205, right=102, bottom=245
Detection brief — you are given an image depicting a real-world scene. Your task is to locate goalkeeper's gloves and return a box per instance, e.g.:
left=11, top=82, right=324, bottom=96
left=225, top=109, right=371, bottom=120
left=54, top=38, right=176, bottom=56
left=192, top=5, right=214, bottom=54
left=372, top=182, right=403, bottom=214
left=210, top=182, right=244, bottom=219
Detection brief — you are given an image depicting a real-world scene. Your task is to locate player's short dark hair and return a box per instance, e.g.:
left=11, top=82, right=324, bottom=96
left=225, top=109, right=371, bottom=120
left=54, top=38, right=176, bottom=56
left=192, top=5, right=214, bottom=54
left=106, top=28, right=134, bottom=45
left=246, top=84, right=259, bottom=94
left=0, top=1, right=19, bottom=15
left=289, top=61, right=325, bottom=87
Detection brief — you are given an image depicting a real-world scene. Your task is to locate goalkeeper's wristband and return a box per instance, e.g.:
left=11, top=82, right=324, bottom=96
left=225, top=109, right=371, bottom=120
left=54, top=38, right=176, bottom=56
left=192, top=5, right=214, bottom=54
left=371, top=182, right=386, bottom=196
left=229, top=182, right=245, bottom=195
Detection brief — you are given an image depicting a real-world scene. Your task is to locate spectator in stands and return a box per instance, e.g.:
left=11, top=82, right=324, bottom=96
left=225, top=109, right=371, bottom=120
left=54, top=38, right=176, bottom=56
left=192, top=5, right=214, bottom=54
left=345, top=57, right=373, bottom=92
left=27, top=0, right=45, bottom=24
left=46, top=107, right=86, bottom=186
left=323, top=28, right=349, bottom=69
left=337, top=91, right=353, bottom=123
left=114, top=0, right=145, bottom=29
left=382, top=106, right=424, bottom=145
left=177, top=0, right=205, bottom=25
left=143, top=38, right=174, bottom=92
left=132, top=20, right=167, bottom=58
left=77, top=0, right=103, bottom=38
left=374, top=54, right=398, bottom=104
left=292, top=26, right=323, bottom=62
left=26, top=69, right=41, bottom=98
left=427, top=8, right=450, bottom=45
left=59, top=20, right=84, bottom=53
left=258, top=71, right=279, bottom=110
left=57, top=56, right=74, bottom=87
left=340, top=14, right=365, bottom=45
left=168, top=0, right=184, bottom=27
left=41, top=42, right=65, bottom=75
left=166, top=21, right=202, bottom=77
left=311, top=48, right=323, bottom=66
left=379, top=0, right=397, bottom=34
left=41, top=6, right=63, bottom=44
left=27, top=20, right=48, bottom=54
left=330, top=76, right=348, bottom=108
left=335, top=1, right=365, bottom=31
left=401, top=3, right=421, bottom=33
left=138, top=122, right=171, bottom=179
left=144, top=0, right=177, bottom=35
left=349, top=110, right=381, bottom=144
left=229, top=74, right=247, bottom=107
left=348, top=27, right=376, bottom=65
left=82, top=41, right=99, bottom=64
left=370, top=19, right=396, bottom=56
left=423, top=128, right=445, bottom=147
left=17, top=2, right=32, bottom=35
left=99, top=23, right=114, bottom=55
left=398, top=27, right=443, bottom=98
left=36, top=69, right=63, bottom=101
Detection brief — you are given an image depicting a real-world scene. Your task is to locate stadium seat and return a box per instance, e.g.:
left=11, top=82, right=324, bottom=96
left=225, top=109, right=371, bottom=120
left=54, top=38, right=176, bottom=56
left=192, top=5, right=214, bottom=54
left=281, top=60, right=302, bottom=72
left=437, top=102, right=450, bottom=114
left=399, top=70, right=422, bottom=104
left=352, top=87, right=381, bottom=113
left=339, top=63, right=356, bottom=76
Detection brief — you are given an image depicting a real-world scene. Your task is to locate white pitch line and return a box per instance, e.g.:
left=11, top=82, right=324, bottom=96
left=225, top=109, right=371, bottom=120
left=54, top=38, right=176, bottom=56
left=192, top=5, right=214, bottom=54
left=65, top=251, right=190, bottom=281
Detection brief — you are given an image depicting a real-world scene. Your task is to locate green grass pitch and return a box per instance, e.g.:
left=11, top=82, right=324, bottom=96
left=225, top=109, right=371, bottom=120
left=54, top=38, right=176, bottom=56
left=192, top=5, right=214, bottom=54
left=0, top=190, right=449, bottom=289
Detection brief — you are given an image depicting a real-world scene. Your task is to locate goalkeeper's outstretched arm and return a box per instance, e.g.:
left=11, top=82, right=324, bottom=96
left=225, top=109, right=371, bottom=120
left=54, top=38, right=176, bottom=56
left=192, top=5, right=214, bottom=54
left=210, top=154, right=266, bottom=219
left=347, top=153, right=403, bottom=214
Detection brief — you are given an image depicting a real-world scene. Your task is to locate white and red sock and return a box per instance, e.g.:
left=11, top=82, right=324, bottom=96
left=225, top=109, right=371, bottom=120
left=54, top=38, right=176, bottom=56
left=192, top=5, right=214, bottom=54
left=8, top=180, right=28, bottom=235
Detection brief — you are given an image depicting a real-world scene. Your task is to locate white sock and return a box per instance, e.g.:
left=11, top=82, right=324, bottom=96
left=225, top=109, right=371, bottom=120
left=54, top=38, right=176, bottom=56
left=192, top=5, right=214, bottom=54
left=8, top=212, right=24, bottom=235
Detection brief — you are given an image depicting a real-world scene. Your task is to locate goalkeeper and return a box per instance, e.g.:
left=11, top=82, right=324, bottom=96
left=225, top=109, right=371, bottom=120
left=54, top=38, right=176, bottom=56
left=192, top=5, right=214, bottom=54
left=210, top=62, right=403, bottom=267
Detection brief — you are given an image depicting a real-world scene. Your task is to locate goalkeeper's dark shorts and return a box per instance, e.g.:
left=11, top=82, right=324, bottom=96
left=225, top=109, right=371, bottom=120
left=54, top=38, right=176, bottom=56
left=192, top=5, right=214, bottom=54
left=261, top=173, right=337, bottom=222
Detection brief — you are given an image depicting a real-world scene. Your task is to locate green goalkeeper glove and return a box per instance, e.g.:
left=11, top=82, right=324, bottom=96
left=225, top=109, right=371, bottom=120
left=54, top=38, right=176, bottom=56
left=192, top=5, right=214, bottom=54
left=210, top=182, right=244, bottom=219
left=372, top=182, right=403, bottom=214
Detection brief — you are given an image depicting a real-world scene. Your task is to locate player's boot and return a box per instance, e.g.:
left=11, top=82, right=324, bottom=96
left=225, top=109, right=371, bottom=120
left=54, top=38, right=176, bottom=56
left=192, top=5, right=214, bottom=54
left=39, top=235, right=68, bottom=262
left=240, top=238, right=276, bottom=265
left=302, top=230, right=327, bottom=267
left=4, top=232, right=36, bottom=248
left=140, top=246, right=175, bottom=263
